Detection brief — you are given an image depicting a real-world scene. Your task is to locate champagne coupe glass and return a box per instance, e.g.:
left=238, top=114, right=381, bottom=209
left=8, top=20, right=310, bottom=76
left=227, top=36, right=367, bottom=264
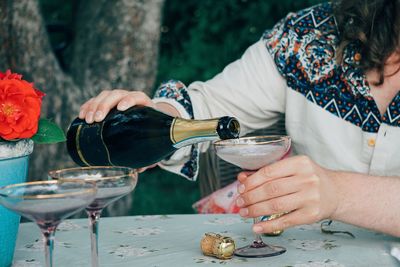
left=48, top=166, right=138, bottom=267
left=214, top=135, right=291, bottom=258
left=0, top=180, right=97, bottom=267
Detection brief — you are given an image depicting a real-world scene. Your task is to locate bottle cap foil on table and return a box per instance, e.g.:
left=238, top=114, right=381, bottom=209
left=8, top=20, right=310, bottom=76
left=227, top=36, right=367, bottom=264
left=200, top=232, right=235, bottom=260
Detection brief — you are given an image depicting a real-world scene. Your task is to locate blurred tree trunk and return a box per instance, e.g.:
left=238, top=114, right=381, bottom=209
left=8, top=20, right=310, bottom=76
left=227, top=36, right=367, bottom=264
left=0, top=0, right=164, bottom=180
left=69, top=0, right=163, bottom=97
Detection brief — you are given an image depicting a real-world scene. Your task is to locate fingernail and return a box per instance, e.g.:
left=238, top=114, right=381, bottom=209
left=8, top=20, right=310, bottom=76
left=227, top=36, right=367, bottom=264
left=118, top=101, right=129, bottom=111
left=79, top=110, right=85, bottom=118
left=239, top=208, right=248, bottom=217
left=238, top=184, right=245, bottom=194
left=236, top=197, right=244, bottom=207
left=253, top=225, right=263, bottom=233
left=94, top=111, right=103, bottom=121
left=86, top=111, right=94, bottom=123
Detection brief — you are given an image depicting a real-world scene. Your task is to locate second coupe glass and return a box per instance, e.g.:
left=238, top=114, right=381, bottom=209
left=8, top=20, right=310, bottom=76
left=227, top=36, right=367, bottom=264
left=48, top=166, right=138, bottom=267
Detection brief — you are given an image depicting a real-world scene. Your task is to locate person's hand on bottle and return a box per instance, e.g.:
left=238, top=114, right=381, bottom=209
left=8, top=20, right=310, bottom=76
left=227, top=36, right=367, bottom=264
left=78, top=89, right=180, bottom=173
left=79, top=90, right=156, bottom=124
left=235, top=155, right=339, bottom=234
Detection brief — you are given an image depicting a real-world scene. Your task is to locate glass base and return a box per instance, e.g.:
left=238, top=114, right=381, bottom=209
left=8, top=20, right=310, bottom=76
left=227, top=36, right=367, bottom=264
left=234, top=241, right=286, bottom=258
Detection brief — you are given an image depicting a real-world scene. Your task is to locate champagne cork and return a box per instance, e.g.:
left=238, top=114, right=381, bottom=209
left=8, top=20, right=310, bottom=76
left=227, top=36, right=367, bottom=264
left=200, top=233, right=235, bottom=260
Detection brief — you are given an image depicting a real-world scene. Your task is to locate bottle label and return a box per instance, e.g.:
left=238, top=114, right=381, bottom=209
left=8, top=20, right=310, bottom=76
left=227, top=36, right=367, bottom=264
left=75, top=122, right=115, bottom=166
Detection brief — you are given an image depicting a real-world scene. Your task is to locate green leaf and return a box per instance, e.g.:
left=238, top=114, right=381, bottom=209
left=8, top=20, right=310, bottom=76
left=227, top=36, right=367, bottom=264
left=31, top=118, right=66, bottom=144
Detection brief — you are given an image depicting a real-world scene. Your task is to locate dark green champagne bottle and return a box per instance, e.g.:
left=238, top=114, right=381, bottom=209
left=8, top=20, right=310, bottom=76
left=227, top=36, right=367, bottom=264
left=66, top=106, right=240, bottom=168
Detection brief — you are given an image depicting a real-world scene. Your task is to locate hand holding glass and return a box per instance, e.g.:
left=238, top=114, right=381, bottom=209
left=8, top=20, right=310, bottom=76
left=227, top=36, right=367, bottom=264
left=214, top=135, right=291, bottom=257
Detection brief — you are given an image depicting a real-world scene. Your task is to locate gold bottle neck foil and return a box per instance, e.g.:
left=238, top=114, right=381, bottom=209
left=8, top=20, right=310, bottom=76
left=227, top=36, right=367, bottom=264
left=170, top=118, right=220, bottom=148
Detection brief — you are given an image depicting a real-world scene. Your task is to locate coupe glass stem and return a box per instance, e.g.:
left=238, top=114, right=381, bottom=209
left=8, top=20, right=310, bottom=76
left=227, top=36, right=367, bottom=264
left=253, top=217, right=264, bottom=245
left=87, top=210, right=102, bottom=267
left=40, top=226, right=57, bottom=267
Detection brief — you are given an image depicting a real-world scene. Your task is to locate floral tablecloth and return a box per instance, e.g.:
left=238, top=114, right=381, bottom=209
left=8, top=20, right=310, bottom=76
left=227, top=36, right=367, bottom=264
left=12, top=214, right=400, bottom=266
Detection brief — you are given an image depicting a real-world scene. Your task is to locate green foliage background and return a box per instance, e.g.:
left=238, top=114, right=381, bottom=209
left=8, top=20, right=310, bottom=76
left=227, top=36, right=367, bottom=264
left=157, top=0, right=324, bottom=85
left=40, top=0, right=324, bottom=215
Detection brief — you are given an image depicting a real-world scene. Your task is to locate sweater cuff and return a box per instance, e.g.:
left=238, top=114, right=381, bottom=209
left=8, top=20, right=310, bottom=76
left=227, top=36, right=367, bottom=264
left=152, top=80, right=199, bottom=181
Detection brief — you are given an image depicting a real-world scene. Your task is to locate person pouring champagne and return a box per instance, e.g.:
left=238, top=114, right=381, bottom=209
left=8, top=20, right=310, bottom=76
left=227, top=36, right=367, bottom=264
left=75, top=0, right=400, bottom=239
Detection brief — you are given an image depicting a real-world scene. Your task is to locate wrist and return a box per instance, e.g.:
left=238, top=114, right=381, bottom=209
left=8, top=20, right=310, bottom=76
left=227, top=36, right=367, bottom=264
left=327, top=170, right=348, bottom=221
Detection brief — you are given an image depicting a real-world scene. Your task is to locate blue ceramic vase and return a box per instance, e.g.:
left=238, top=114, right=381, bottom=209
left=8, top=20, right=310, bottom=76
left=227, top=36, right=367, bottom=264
left=0, top=139, right=33, bottom=267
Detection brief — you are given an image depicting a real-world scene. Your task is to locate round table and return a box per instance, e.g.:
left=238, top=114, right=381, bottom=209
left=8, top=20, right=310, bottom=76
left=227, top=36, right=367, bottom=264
left=12, top=214, right=400, bottom=266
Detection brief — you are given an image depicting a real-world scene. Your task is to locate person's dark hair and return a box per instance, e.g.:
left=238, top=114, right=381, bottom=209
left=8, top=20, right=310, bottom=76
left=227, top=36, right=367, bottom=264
left=334, top=0, right=400, bottom=85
